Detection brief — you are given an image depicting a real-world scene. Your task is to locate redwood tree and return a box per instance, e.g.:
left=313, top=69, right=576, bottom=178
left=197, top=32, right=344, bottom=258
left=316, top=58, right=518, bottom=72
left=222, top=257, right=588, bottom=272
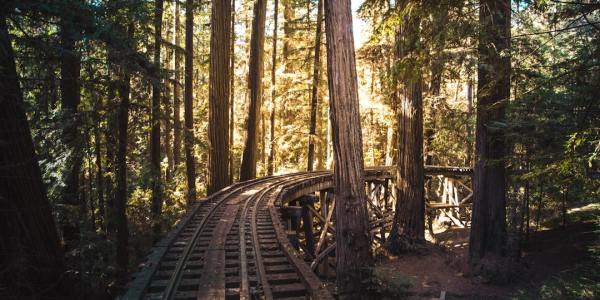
left=208, top=0, right=232, bottom=194
left=151, top=0, right=164, bottom=237
left=324, top=0, right=372, bottom=297
left=184, top=0, right=197, bottom=204
left=173, top=0, right=182, bottom=167
left=267, top=0, right=278, bottom=176
left=307, top=0, right=323, bottom=172
left=387, top=14, right=425, bottom=253
left=115, top=40, right=131, bottom=284
left=469, top=0, right=511, bottom=265
left=0, top=11, right=65, bottom=297
left=229, top=0, right=236, bottom=182
left=239, top=0, right=267, bottom=181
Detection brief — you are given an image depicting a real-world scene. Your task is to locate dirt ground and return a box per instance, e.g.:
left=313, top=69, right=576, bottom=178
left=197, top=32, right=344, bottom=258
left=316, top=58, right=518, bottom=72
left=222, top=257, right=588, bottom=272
left=375, top=218, right=598, bottom=299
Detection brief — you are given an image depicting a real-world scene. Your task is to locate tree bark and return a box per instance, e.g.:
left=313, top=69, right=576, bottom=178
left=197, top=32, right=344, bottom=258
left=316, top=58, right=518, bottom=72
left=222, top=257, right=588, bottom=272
left=151, top=0, right=164, bottom=238
left=469, top=0, right=511, bottom=264
left=388, top=79, right=425, bottom=251
left=229, top=0, right=236, bottom=182
left=173, top=0, right=182, bottom=167
left=115, top=51, right=131, bottom=285
left=0, top=13, right=66, bottom=297
left=208, top=0, right=232, bottom=194
left=268, top=0, right=279, bottom=176
left=239, top=0, right=267, bottom=181
left=105, top=50, right=118, bottom=239
left=184, top=0, right=197, bottom=205
left=324, top=1, right=371, bottom=297
left=388, top=14, right=425, bottom=252
left=164, top=18, right=173, bottom=180
left=93, top=91, right=105, bottom=230
left=307, top=0, right=323, bottom=172
left=466, top=77, right=474, bottom=165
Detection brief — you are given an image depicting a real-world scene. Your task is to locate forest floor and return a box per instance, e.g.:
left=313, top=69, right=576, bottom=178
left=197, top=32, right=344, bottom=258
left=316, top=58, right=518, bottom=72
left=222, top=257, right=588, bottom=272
left=374, top=203, right=600, bottom=299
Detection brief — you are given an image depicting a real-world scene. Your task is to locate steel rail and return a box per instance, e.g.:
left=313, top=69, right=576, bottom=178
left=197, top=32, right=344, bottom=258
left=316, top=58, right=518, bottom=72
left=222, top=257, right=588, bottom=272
left=161, top=175, right=282, bottom=300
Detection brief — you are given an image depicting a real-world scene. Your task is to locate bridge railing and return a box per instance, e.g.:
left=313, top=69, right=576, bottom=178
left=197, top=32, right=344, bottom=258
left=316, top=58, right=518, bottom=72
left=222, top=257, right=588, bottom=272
left=274, top=166, right=472, bottom=279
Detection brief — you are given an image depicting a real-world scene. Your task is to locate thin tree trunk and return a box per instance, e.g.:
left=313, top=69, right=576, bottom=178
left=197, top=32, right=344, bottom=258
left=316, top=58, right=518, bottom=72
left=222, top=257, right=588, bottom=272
left=240, top=0, right=267, bottom=181
left=562, top=188, right=568, bottom=227
left=268, top=0, right=279, bottom=176
left=229, top=0, right=236, bottom=182
left=208, top=0, right=232, bottom=194
left=469, top=0, right=511, bottom=264
left=164, top=17, right=173, bottom=180
left=93, top=99, right=105, bottom=230
left=261, top=111, right=266, bottom=174
left=185, top=0, right=197, bottom=205
left=151, top=0, right=164, bottom=238
left=86, top=140, right=96, bottom=231
left=307, top=0, right=323, bottom=172
left=173, top=0, right=182, bottom=167
left=324, top=1, right=371, bottom=297
left=0, top=14, right=66, bottom=297
left=536, top=180, right=543, bottom=232
left=115, top=55, right=131, bottom=285
left=524, top=176, right=530, bottom=241
left=105, top=51, right=118, bottom=239
left=466, top=77, right=474, bottom=166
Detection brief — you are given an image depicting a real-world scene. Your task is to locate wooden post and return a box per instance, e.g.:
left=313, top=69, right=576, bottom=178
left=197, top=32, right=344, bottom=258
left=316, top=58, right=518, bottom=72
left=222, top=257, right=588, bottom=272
left=383, top=179, right=390, bottom=210
left=377, top=181, right=386, bottom=244
left=283, top=203, right=303, bottom=250
left=301, top=195, right=317, bottom=256
left=319, top=190, right=329, bottom=277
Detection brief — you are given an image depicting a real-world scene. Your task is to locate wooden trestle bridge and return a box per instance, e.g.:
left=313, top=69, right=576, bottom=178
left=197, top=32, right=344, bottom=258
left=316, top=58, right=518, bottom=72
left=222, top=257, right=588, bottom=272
left=124, top=166, right=472, bottom=300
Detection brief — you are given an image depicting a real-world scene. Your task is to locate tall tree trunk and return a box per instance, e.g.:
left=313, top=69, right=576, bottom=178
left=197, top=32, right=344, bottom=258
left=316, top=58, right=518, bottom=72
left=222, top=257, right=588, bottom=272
left=229, top=0, right=236, bottom=182
left=239, top=0, right=267, bottom=181
left=307, top=0, right=323, bottom=172
left=173, top=0, right=182, bottom=167
left=0, top=14, right=66, bottom=297
left=164, top=17, right=174, bottom=181
left=469, top=0, right=511, bottom=265
left=387, top=29, right=401, bottom=167
left=268, top=0, right=279, bottom=176
left=115, top=55, right=131, bottom=285
left=208, top=0, right=232, bottom=194
left=184, top=0, right=197, bottom=205
left=324, top=1, right=371, bottom=297
left=151, top=0, right=164, bottom=238
left=60, top=7, right=83, bottom=248
left=387, top=15, right=425, bottom=253
left=261, top=111, right=266, bottom=174
left=93, top=96, right=105, bottom=230
left=105, top=51, right=118, bottom=239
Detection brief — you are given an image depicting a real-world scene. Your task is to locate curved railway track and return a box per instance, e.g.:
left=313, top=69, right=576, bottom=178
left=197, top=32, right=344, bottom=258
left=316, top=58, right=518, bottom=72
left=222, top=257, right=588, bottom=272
left=125, top=172, right=335, bottom=300
left=125, top=166, right=469, bottom=299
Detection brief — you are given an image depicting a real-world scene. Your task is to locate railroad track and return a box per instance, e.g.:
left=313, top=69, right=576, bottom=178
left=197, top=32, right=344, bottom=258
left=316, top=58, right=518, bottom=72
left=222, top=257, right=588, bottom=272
left=125, top=172, right=333, bottom=300
left=125, top=166, right=464, bottom=300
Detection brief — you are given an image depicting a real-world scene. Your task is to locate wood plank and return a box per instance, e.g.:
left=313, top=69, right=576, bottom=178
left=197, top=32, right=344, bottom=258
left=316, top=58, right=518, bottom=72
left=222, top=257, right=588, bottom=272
left=196, top=204, right=239, bottom=299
